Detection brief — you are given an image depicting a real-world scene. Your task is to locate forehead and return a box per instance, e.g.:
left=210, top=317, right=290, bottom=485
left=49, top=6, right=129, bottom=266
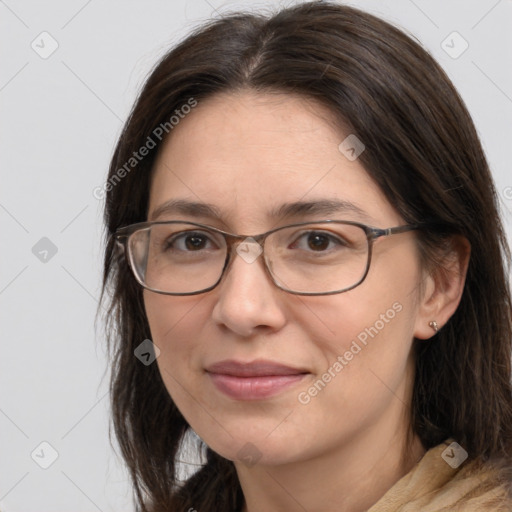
left=148, top=90, right=400, bottom=229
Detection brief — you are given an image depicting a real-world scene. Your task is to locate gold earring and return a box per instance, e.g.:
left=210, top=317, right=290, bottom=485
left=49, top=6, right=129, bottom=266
left=429, top=320, right=439, bottom=333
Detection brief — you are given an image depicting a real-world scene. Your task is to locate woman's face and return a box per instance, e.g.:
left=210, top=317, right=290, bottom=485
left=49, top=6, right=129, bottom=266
left=144, top=90, right=426, bottom=466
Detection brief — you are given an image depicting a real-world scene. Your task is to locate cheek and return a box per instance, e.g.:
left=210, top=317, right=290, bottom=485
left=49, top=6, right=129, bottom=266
left=295, top=252, right=421, bottom=410
left=301, top=248, right=420, bottom=364
left=295, top=290, right=413, bottom=403
left=143, top=292, right=245, bottom=457
left=286, top=293, right=417, bottom=459
left=143, top=291, right=210, bottom=394
left=144, top=290, right=210, bottom=344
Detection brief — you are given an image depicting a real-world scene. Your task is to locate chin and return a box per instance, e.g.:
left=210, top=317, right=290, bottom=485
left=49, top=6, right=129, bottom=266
left=193, top=422, right=312, bottom=468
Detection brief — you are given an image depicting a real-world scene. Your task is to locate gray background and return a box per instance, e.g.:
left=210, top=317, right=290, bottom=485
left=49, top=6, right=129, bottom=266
left=1, top=0, right=511, bottom=510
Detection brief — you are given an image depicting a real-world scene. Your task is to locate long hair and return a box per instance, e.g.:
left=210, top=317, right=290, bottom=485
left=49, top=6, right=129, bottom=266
left=98, top=2, right=512, bottom=510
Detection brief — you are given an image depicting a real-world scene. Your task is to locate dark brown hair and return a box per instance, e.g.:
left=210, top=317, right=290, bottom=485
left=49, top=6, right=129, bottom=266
left=99, top=2, right=512, bottom=510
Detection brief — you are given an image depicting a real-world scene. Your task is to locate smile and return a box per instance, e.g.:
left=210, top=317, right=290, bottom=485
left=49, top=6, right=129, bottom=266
left=205, top=359, right=309, bottom=400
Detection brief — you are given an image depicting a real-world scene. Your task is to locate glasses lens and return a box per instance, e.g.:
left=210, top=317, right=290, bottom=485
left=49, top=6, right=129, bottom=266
left=128, top=223, right=227, bottom=294
left=266, top=223, right=369, bottom=294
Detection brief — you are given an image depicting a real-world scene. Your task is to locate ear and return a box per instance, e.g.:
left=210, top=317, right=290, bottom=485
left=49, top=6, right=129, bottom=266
left=414, top=235, right=471, bottom=340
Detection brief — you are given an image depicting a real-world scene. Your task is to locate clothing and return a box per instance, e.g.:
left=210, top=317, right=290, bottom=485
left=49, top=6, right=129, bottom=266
left=368, top=439, right=512, bottom=511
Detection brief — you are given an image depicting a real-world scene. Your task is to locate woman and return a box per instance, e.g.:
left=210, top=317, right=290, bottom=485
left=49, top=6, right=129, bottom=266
left=99, top=2, right=512, bottom=510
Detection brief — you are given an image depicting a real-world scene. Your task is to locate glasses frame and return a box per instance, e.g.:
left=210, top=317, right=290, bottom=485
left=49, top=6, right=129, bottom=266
left=114, top=219, right=421, bottom=296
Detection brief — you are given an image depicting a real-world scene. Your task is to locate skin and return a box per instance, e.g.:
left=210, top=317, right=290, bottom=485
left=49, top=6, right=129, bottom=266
left=143, top=90, right=468, bottom=512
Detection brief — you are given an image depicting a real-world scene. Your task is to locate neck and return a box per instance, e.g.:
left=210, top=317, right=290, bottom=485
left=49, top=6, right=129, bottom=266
left=236, top=412, right=425, bottom=512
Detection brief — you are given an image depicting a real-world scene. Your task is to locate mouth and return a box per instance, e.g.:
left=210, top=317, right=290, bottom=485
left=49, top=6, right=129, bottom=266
left=205, top=359, right=310, bottom=400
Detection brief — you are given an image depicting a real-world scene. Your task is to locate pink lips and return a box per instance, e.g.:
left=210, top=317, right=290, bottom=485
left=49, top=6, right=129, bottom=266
left=206, top=360, right=308, bottom=400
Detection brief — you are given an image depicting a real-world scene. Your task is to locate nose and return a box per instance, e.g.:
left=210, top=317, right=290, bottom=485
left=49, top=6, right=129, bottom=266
left=211, top=247, right=287, bottom=337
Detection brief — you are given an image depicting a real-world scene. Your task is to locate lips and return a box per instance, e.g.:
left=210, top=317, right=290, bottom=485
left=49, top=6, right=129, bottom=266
left=205, top=359, right=309, bottom=400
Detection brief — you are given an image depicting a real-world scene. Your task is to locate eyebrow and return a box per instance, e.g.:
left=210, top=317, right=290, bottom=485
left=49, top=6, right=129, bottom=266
left=148, top=198, right=372, bottom=223
left=271, top=199, right=372, bottom=222
left=148, top=199, right=222, bottom=221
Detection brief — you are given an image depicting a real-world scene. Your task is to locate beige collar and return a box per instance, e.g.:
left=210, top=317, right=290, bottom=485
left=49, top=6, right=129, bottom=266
left=368, top=439, right=512, bottom=511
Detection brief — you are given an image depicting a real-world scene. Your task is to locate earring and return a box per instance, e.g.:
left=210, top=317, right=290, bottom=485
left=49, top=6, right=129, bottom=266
left=429, top=320, right=439, bottom=333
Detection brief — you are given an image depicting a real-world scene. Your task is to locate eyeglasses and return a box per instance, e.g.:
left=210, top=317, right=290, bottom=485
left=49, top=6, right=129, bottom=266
left=114, top=220, right=420, bottom=296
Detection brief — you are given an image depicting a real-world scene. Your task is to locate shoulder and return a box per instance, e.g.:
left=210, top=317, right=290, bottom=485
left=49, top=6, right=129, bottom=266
left=456, top=447, right=512, bottom=510
left=369, top=439, right=512, bottom=511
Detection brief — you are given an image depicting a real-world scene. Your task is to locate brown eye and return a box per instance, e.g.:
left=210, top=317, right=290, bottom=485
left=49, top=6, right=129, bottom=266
left=165, top=231, right=217, bottom=252
left=184, top=234, right=208, bottom=250
left=289, top=230, right=346, bottom=253
left=307, top=233, right=330, bottom=251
